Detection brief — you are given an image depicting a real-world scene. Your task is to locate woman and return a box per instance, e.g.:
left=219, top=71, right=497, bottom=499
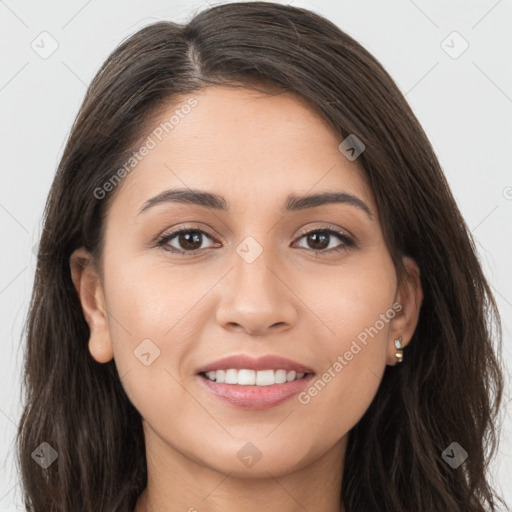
left=16, top=2, right=506, bottom=511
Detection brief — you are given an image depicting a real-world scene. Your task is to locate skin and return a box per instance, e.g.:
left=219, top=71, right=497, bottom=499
left=70, top=85, right=423, bottom=512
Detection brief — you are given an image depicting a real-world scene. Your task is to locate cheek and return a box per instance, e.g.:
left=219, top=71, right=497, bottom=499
left=294, top=254, right=396, bottom=433
left=103, top=251, right=209, bottom=340
left=100, top=253, right=209, bottom=401
left=303, top=251, right=396, bottom=353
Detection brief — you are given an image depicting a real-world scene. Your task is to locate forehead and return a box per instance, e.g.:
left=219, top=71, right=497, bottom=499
left=109, top=85, right=375, bottom=218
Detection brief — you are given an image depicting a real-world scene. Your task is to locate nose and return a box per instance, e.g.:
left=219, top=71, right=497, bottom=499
left=215, top=245, right=298, bottom=336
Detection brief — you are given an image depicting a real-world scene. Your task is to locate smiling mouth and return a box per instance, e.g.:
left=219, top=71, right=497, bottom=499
left=197, top=370, right=316, bottom=410
left=199, top=369, right=313, bottom=386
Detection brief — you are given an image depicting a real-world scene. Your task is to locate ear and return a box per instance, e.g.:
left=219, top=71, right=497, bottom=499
left=386, top=255, right=423, bottom=366
left=70, top=247, right=113, bottom=363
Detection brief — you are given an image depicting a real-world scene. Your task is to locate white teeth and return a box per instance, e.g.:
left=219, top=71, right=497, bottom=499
left=225, top=369, right=238, bottom=384
left=274, top=369, right=287, bottom=384
left=238, top=369, right=256, bottom=385
left=256, top=369, right=274, bottom=386
left=203, top=369, right=308, bottom=385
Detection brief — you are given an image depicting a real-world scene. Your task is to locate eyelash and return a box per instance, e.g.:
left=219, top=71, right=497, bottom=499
left=155, top=225, right=356, bottom=256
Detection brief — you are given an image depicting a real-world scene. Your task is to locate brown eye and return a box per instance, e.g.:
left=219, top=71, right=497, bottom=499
left=303, top=232, right=330, bottom=250
left=156, top=226, right=355, bottom=256
left=175, top=231, right=203, bottom=251
left=157, top=229, right=217, bottom=254
left=295, top=229, right=355, bottom=253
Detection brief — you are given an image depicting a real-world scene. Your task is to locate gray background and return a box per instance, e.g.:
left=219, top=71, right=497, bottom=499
left=1, top=0, right=511, bottom=510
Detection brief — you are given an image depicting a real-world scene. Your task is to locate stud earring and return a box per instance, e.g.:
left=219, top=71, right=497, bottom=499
left=393, top=336, right=404, bottom=365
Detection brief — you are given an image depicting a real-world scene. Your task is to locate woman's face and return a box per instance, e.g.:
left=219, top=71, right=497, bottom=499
left=73, top=85, right=421, bottom=479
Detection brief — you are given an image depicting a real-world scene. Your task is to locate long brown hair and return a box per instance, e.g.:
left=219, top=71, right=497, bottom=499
left=16, top=2, right=506, bottom=510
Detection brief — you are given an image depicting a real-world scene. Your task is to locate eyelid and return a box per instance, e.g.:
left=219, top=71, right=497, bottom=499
left=293, top=223, right=355, bottom=242
left=154, top=224, right=220, bottom=248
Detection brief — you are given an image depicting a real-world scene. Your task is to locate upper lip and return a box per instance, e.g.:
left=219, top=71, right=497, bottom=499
left=196, top=354, right=314, bottom=374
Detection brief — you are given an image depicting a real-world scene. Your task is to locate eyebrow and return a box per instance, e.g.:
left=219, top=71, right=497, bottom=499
left=138, top=188, right=373, bottom=220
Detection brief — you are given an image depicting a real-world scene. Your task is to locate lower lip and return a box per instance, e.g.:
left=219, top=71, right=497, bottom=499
left=198, top=373, right=315, bottom=410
